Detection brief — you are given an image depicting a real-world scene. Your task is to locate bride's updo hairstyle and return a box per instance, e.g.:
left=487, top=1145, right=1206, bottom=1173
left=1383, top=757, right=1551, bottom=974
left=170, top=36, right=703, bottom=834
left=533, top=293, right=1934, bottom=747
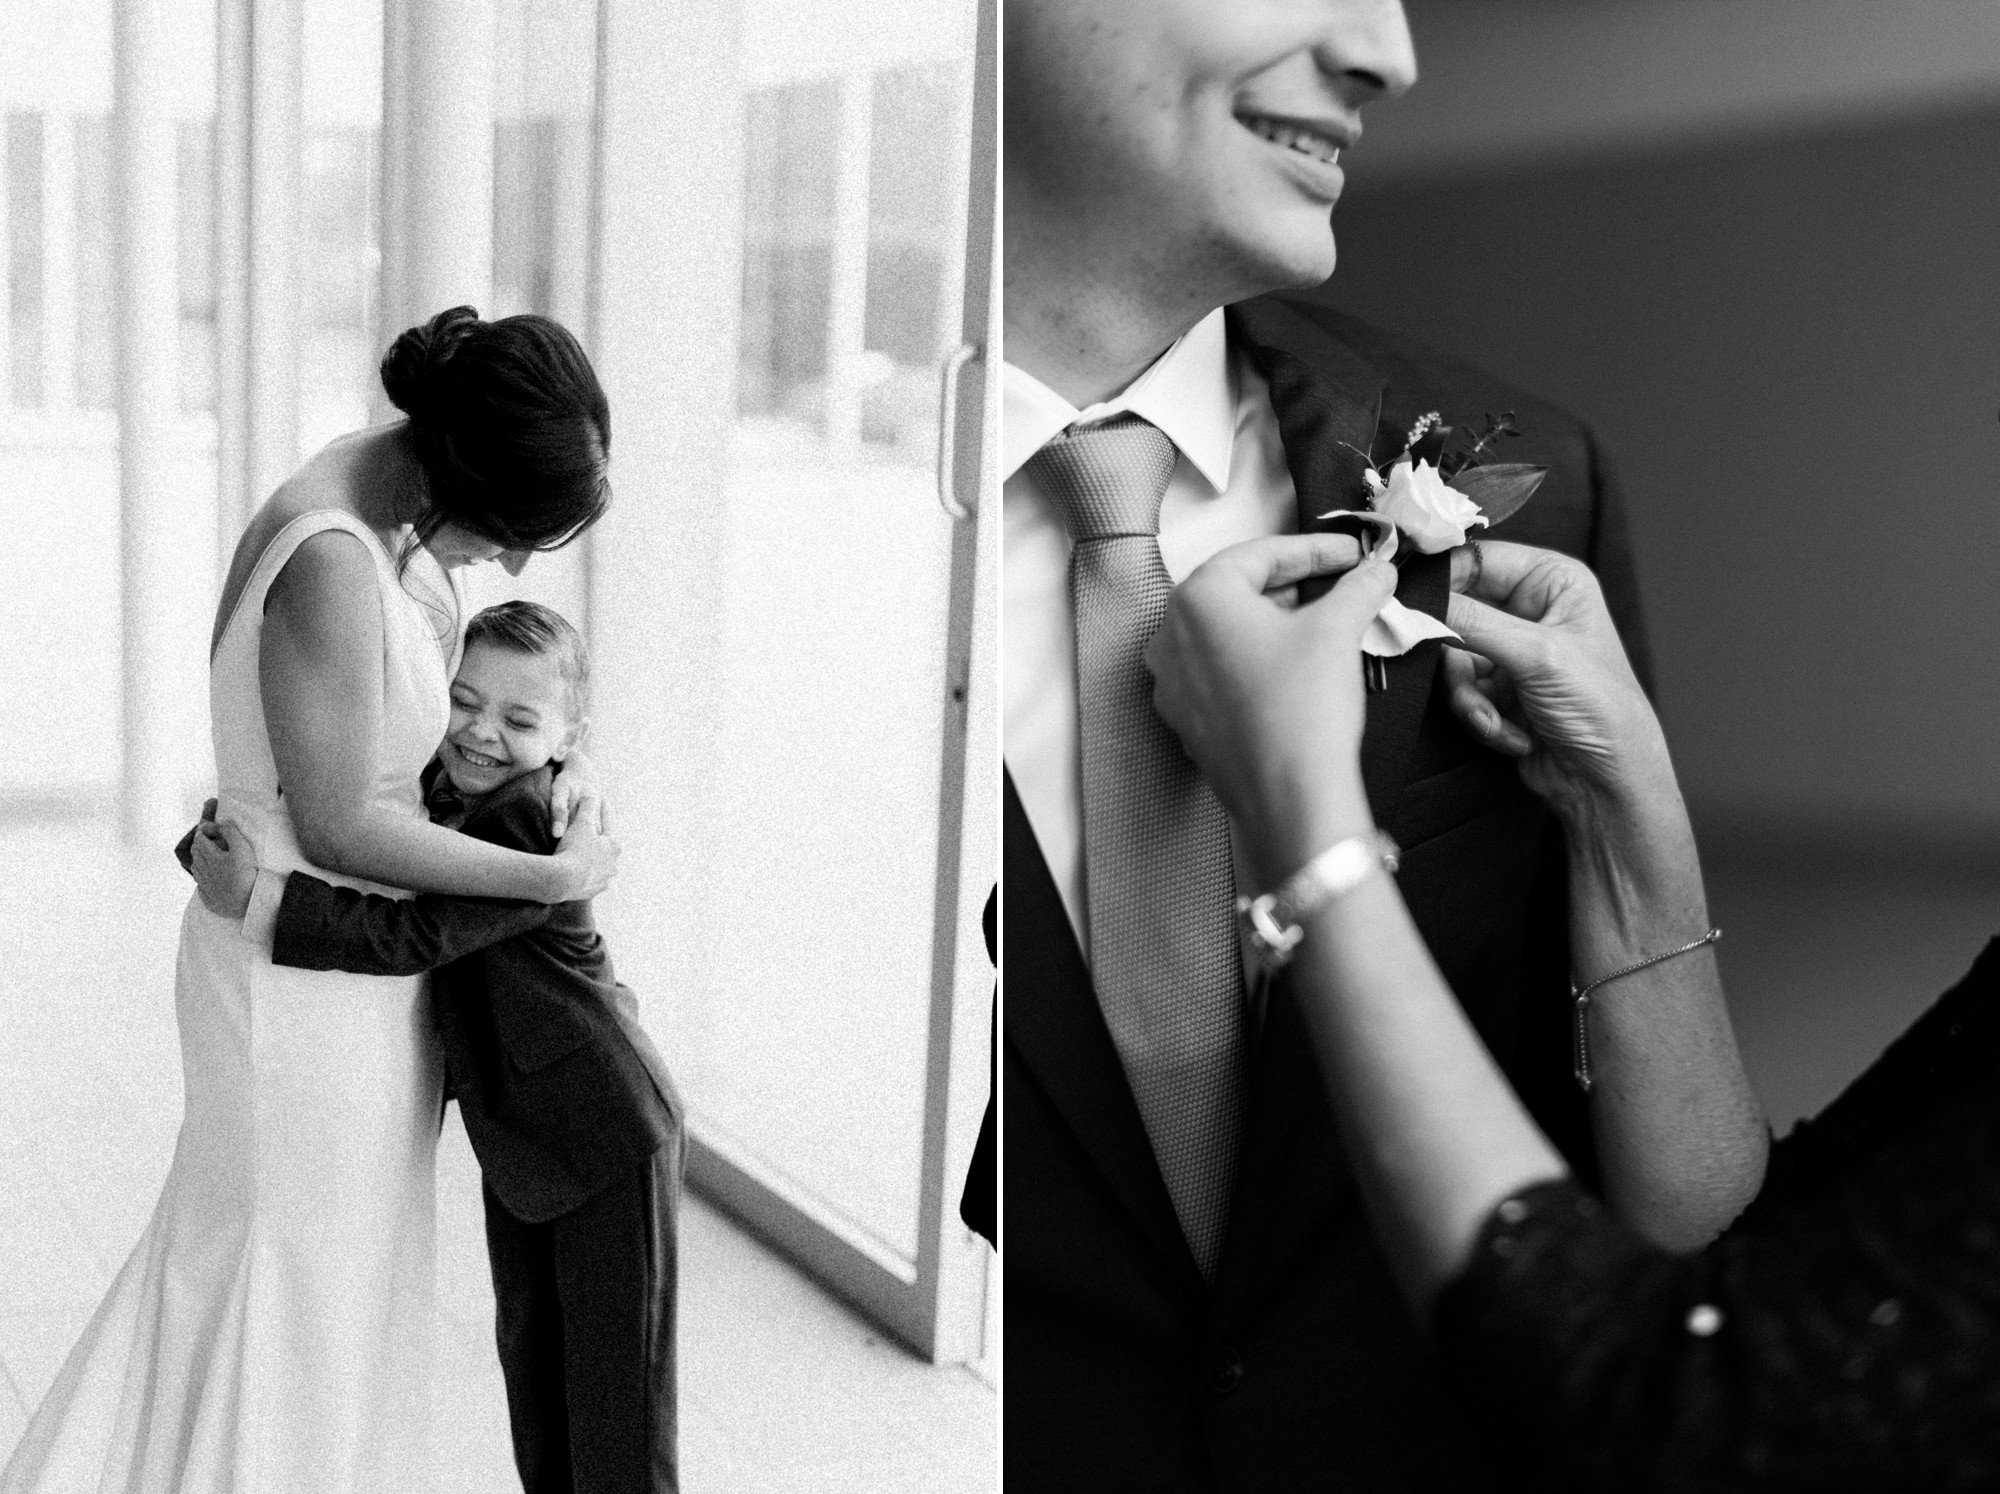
left=381, top=305, right=610, bottom=558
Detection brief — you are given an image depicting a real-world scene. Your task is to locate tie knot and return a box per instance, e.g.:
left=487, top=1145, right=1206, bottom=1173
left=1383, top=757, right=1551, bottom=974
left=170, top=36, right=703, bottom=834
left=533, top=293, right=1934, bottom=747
left=1026, top=415, right=1179, bottom=543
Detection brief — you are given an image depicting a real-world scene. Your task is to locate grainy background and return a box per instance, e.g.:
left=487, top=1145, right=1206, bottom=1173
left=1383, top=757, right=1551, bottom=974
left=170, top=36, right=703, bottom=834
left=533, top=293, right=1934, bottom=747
left=1320, top=0, right=2000, bottom=1126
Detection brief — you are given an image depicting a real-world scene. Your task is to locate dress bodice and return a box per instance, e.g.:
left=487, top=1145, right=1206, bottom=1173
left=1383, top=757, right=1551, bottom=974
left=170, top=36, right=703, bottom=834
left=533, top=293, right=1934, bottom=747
left=210, top=509, right=462, bottom=894
left=3, top=504, right=457, bottom=1493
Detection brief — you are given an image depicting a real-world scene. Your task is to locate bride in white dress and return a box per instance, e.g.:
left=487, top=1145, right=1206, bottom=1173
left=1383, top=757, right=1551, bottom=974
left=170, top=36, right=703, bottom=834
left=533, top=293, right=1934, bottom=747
left=3, top=308, right=619, bottom=1494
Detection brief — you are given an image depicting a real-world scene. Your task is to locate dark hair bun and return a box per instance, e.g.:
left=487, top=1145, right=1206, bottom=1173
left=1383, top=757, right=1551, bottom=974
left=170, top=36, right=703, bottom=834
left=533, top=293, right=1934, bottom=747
left=377, top=308, right=611, bottom=555
left=380, top=305, right=482, bottom=425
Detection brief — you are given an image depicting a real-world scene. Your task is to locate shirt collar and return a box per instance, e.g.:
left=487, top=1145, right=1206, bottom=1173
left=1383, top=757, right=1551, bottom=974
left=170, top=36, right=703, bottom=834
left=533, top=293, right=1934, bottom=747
left=1000, top=308, right=1236, bottom=494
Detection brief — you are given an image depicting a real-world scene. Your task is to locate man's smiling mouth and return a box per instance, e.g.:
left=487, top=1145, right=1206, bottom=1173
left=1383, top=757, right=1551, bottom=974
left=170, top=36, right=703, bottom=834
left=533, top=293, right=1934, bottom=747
left=1238, top=113, right=1346, bottom=167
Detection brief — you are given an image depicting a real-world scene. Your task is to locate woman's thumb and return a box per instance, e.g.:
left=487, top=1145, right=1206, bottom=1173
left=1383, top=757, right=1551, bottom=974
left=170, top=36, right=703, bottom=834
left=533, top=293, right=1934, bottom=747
left=1319, top=555, right=1399, bottom=637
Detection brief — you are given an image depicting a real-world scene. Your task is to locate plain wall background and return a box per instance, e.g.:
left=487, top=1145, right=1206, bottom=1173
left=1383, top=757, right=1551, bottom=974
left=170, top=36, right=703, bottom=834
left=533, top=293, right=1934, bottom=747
left=1314, top=0, right=2000, bottom=855
left=1320, top=102, right=2000, bottom=848
left=1310, top=1, right=2000, bottom=1123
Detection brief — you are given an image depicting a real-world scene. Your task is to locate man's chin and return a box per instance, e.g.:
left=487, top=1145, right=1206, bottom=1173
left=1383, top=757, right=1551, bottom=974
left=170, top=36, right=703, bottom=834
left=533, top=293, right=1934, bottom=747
left=1268, top=224, right=1339, bottom=292
left=1216, top=219, right=1339, bottom=300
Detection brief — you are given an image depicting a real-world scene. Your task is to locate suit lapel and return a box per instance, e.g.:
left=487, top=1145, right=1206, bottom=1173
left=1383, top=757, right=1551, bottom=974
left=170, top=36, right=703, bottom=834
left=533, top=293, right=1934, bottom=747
left=1006, top=302, right=1450, bottom=1305
left=1003, top=772, right=1206, bottom=1292
left=1211, top=298, right=1450, bottom=1305
left=1228, top=297, right=1447, bottom=836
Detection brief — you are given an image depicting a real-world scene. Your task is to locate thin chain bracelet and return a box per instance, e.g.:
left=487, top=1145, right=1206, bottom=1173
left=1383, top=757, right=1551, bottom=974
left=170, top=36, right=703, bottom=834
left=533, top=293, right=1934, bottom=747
left=1572, top=928, right=1722, bottom=1094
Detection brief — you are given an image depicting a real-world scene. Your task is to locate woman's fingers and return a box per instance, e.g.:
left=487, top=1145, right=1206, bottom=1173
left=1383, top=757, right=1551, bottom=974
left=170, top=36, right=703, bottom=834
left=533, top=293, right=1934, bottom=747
left=550, top=780, right=608, bottom=841
left=1448, top=538, right=1596, bottom=625
left=1151, top=534, right=1372, bottom=680
left=1447, top=539, right=1543, bottom=601
left=1205, top=532, right=1365, bottom=596
left=1448, top=544, right=1481, bottom=597
left=1316, top=555, right=1400, bottom=640
left=1445, top=591, right=1549, bottom=673
left=1440, top=650, right=1533, bottom=757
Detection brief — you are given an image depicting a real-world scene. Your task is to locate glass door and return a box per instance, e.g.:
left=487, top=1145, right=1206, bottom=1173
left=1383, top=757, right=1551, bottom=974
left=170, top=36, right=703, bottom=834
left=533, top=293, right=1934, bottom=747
left=588, top=0, right=995, bottom=1360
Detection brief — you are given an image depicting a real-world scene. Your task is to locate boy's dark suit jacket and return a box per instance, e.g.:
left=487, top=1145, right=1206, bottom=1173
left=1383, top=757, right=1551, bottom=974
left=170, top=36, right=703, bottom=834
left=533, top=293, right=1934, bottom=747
left=272, top=763, right=682, bottom=1224
left=1006, top=294, right=1654, bottom=1494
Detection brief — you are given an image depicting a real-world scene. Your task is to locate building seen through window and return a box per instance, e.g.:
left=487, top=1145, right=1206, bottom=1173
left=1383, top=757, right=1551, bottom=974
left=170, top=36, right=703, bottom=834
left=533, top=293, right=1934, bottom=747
left=737, top=53, right=968, bottom=471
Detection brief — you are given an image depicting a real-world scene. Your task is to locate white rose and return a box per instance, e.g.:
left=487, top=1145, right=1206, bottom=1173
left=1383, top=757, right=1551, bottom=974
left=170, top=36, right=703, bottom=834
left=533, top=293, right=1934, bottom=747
left=1368, top=458, right=1488, bottom=554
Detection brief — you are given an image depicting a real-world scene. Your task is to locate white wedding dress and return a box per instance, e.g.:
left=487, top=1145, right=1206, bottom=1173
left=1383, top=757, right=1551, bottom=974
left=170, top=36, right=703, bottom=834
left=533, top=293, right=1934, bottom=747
left=4, top=510, right=460, bottom=1494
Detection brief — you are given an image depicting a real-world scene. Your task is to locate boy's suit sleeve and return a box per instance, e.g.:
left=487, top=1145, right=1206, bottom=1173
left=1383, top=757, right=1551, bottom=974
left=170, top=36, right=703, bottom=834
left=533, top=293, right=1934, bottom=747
left=269, top=778, right=560, bottom=976
left=269, top=877, right=553, bottom=976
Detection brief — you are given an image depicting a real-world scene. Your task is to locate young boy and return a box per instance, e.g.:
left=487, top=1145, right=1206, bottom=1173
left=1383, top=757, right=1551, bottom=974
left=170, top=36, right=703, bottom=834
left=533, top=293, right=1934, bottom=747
left=193, top=599, right=683, bottom=1494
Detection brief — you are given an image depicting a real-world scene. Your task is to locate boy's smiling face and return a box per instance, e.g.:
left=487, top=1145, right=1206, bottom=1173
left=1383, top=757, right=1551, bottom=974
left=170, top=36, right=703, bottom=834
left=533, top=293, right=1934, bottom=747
left=440, top=641, right=581, bottom=799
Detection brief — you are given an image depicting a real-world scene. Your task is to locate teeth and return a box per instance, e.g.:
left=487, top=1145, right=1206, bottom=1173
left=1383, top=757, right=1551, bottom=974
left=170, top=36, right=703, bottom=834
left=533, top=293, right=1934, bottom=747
left=1246, top=116, right=1341, bottom=166
left=460, top=748, right=501, bottom=768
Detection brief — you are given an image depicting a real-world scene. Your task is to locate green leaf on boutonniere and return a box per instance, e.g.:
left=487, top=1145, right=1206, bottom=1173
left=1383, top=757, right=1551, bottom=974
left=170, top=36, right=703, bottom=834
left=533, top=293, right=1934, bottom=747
left=1447, top=463, right=1547, bottom=528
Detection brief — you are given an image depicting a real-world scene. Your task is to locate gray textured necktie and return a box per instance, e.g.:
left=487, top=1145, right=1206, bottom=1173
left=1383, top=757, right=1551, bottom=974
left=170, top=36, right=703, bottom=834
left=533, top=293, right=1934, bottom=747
left=1028, top=415, right=1246, bottom=1277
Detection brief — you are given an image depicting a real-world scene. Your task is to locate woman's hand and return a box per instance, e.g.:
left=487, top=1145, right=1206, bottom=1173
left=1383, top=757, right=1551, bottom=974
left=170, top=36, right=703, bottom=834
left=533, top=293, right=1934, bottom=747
left=550, top=747, right=607, bottom=840
left=1444, top=541, right=1669, bottom=822
left=549, top=816, right=621, bottom=901
left=1145, top=533, right=1392, bottom=884
left=1450, top=543, right=1766, bottom=1245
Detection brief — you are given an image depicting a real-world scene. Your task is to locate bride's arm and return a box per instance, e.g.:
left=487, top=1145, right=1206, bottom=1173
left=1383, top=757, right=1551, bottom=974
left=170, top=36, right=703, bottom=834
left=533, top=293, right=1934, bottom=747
left=259, top=530, right=615, bottom=901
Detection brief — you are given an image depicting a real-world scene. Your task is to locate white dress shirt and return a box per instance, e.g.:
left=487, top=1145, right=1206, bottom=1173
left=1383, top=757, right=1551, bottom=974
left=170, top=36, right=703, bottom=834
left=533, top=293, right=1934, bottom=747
left=1004, top=308, right=1300, bottom=954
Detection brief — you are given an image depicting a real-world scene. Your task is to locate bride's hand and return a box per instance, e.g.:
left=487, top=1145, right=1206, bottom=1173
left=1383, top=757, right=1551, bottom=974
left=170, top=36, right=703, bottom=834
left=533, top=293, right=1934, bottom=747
left=1146, top=533, right=1390, bottom=884
left=1443, top=540, right=1671, bottom=820
left=550, top=816, right=620, bottom=902
left=550, top=747, right=608, bottom=841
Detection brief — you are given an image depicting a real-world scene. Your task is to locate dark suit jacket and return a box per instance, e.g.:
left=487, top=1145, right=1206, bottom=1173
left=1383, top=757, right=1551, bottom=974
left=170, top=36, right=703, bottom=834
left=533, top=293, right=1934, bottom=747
left=270, top=763, right=683, bottom=1224
left=1005, top=293, right=1654, bottom=1494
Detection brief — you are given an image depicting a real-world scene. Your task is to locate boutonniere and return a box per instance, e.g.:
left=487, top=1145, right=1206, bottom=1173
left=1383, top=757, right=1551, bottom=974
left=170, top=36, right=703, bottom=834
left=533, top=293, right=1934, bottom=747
left=1326, top=409, right=1548, bottom=554
left=1318, top=410, right=1549, bottom=673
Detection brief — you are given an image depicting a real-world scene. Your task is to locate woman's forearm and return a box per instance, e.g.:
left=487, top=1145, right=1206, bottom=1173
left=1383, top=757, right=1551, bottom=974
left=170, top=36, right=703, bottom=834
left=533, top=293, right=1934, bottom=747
left=296, top=801, right=564, bottom=901
left=1561, top=762, right=1769, bottom=1249
left=1286, top=864, right=1570, bottom=1318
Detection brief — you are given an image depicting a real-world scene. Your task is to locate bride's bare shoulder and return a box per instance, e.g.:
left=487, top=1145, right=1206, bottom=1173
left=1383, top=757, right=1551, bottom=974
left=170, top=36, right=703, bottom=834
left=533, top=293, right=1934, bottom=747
left=260, top=431, right=376, bottom=525
left=210, top=431, right=384, bottom=654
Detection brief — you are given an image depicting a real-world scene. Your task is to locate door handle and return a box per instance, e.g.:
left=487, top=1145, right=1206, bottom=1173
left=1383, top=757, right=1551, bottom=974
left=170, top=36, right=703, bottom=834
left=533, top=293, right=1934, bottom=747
left=936, top=342, right=980, bottom=521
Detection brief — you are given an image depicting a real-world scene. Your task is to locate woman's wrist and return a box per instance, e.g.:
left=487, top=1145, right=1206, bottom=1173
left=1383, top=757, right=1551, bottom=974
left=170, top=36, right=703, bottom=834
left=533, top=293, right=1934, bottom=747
left=1241, top=768, right=1376, bottom=890
left=534, top=852, right=576, bottom=904
left=1563, top=773, right=1708, bottom=967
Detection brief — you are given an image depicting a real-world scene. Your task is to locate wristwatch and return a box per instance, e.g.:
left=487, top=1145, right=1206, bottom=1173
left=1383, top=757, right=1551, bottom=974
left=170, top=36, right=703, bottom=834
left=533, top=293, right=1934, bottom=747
left=1236, top=829, right=1401, bottom=973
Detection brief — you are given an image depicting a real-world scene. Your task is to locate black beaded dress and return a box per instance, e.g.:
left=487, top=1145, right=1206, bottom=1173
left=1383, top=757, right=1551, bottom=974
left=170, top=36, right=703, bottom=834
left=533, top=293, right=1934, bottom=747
left=1434, top=937, right=2000, bottom=1493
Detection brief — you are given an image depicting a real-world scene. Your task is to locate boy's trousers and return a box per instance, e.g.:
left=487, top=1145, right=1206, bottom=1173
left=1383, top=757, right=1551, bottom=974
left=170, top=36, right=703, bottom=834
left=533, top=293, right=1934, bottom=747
left=483, top=1129, right=685, bottom=1494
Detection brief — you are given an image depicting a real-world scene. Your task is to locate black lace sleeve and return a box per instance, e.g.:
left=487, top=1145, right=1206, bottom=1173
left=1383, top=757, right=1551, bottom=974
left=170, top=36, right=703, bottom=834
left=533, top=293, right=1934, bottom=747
left=1431, top=938, right=2000, bottom=1493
